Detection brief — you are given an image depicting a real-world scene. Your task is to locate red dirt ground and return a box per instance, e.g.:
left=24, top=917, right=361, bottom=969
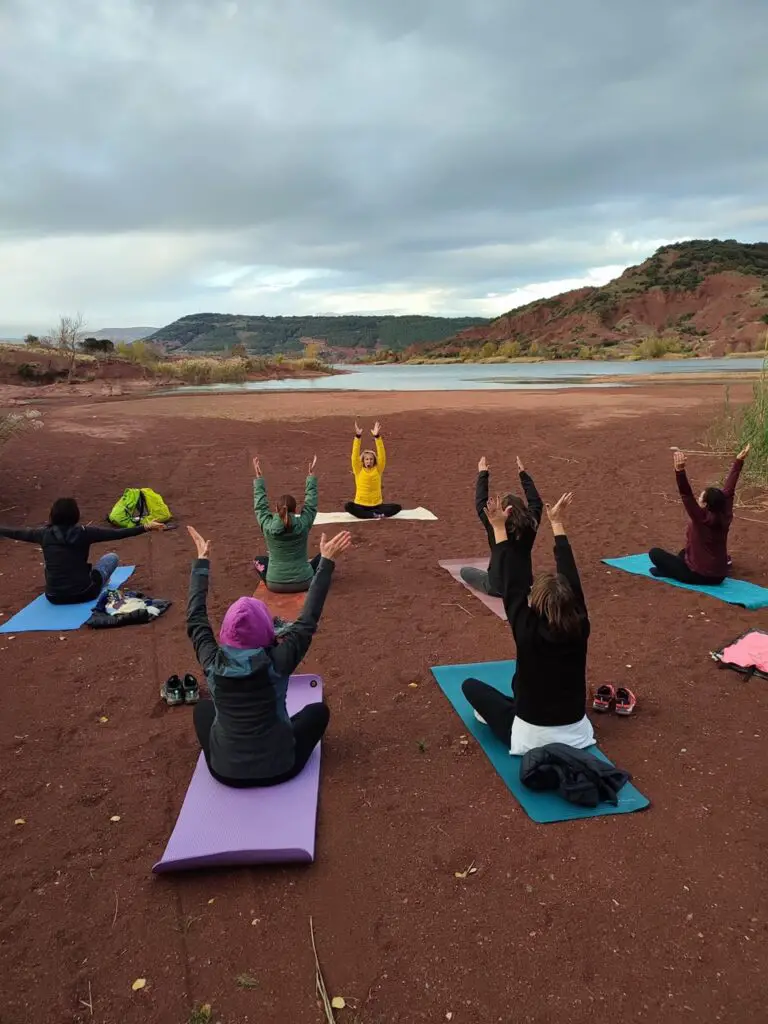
left=0, top=385, right=766, bottom=1024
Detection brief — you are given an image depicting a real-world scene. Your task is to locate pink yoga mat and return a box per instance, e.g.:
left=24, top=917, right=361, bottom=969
left=153, top=674, right=324, bottom=873
left=438, top=558, right=506, bottom=620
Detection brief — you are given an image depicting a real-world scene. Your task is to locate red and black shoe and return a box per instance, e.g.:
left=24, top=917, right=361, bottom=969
left=592, top=684, right=615, bottom=713
left=615, top=687, right=637, bottom=716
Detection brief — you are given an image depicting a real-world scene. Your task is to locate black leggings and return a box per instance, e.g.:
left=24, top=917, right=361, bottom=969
left=254, top=553, right=322, bottom=593
left=648, top=547, right=724, bottom=586
left=461, top=677, right=516, bottom=745
left=344, top=501, right=402, bottom=520
left=193, top=698, right=330, bottom=788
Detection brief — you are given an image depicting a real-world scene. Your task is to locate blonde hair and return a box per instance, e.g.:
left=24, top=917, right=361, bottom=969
left=529, top=572, right=583, bottom=635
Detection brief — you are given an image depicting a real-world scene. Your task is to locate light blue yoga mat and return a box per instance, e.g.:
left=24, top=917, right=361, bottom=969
left=603, top=553, right=768, bottom=610
left=0, top=566, right=136, bottom=633
left=431, top=659, right=650, bottom=823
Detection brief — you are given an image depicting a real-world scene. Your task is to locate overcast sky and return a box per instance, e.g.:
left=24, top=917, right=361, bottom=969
left=1, top=0, right=766, bottom=336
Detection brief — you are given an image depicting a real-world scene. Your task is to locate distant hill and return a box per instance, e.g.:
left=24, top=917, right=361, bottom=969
left=408, top=240, right=768, bottom=360
left=146, top=313, right=489, bottom=359
left=90, top=327, right=157, bottom=343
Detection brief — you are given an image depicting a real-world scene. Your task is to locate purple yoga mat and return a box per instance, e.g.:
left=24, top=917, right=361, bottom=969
left=152, top=674, right=324, bottom=874
left=438, top=558, right=506, bottom=620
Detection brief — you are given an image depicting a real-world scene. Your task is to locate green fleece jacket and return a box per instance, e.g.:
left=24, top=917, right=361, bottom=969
left=253, top=475, right=318, bottom=584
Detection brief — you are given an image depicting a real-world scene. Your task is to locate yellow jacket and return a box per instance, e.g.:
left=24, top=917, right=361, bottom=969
left=351, top=435, right=386, bottom=506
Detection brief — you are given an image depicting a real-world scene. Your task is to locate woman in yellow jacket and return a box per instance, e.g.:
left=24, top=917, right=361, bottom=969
left=344, top=421, right=403, bottom=520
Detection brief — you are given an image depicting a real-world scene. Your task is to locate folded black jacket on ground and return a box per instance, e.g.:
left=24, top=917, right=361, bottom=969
left=520, top=743, right=631, bottom=807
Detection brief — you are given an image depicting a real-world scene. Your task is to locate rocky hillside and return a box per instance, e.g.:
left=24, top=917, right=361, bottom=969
left=147, top=313, right=488, bottom=358
left=409, top=240, right=768, bottom=360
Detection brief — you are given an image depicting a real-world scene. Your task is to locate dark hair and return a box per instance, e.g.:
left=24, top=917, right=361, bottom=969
left=529, top=572, right=584, bottom=635
left=702, top=486, right=727, bottom=516
left=49, top=497, right=80, bottom=528
left=501, top=493, right=537, bottom=539
left=276, top=494, right=297, bottom=532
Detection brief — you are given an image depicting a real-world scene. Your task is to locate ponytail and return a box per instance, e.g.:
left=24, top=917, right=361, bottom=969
left=276, top=493, right=297, bottom=532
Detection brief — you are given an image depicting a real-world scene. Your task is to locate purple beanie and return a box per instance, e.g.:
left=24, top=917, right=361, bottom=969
left=219, top=597, right=275, bottom=650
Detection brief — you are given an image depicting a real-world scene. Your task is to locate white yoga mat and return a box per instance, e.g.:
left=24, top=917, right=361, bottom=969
left=313, top=507, right=438, bottom=525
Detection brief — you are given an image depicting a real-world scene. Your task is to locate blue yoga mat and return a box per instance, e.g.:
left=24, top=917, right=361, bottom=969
left=0, top=566, right=136, bottom=633
left=603, top=553, right=768, bottom=610
left=431, top=659, right=650, bottom=823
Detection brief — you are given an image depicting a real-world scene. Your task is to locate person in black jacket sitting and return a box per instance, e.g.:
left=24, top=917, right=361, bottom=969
left=462, top=491, right=595, bottom=755
left=0, top=497, right=166, bottom=604
left=186, top=524, right=352, bottom=788
left=459, top=454, right=543, bottom=597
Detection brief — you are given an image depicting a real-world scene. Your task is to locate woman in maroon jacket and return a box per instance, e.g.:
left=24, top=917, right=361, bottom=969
left=649, top=444, right=750, bottom=584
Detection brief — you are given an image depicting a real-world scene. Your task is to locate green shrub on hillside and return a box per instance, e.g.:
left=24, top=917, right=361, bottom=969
left=629, top=335, right=682, bottom=360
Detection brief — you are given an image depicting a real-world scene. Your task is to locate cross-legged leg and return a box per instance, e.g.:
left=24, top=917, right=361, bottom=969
left=461, top=678, right=516, bottom=745
left=649, top=547, right=724, bottom=585
left=459, top=566, right=498, bottom=596
left=93, top=552, right=119, bottom=588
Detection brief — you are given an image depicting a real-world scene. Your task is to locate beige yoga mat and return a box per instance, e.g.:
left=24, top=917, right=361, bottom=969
left=438, top=558, right=506, bottom=620
left=313, top=507, right=437, bottom=525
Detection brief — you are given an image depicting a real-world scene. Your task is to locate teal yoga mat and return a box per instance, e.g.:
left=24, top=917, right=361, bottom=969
left=431, top=659, right=650, bottom=823
left=603, top=553, right=768, bottom=610
left=0, top=566, right=135, bottom=633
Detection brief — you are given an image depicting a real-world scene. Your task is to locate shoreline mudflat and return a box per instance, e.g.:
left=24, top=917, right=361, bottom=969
left=0, top=384, right=765, bottom=1024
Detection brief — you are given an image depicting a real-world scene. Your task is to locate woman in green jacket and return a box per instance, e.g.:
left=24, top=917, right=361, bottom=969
left=253, top=456, right=321, bottom=593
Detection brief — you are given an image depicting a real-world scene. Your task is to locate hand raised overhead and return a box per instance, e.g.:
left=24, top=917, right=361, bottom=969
left=484, top=494, right=507, bottom=528
left=319, top=530, right=353, bottom=561
left=545, top=492, right=573, bottom=528
left=187, top=525, right=210, bottom=559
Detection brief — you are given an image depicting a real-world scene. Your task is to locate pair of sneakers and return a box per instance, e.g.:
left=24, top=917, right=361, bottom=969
left=161, top=674, right=199, bottom=706
left=592, top=684, right=636, bottom=715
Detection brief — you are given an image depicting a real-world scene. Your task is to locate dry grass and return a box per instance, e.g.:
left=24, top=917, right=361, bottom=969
left=0, top=408, right=43, bottom=447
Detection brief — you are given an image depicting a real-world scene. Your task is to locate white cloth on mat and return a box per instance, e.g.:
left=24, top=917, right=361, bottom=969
left=509, top=714, right=595, bottom=756
left=313, top=507, right=437, bottom=525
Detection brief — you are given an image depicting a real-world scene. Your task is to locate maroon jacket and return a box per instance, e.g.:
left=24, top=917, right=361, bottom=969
left=677, top=459, right=744, bottom=578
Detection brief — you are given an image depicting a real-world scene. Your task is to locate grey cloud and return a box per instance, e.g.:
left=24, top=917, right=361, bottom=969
left=0, top=0, right=767, bottom=325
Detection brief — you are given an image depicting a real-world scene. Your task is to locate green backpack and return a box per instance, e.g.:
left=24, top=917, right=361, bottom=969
left=109, top=487, right=172, bottom=528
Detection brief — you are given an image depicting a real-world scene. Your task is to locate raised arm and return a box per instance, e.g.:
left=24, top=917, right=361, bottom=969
left=673, top=451, right=706, bottom=523
left=374, top=435, right=386, bottom=473
left=518, top=457, right=543, bottom=525
left=484, top=495, right=531, bottom=630
left=185, top=529, right=219, bottom=673
left=547, top=493, right=585, bottom=609
left=271, top=531, right=352, bottom=676
left=0, top=525, right=45, bottom=544
left=253, top=476, right=273, bottom=531
left=475, top=457, right=490, bottom=523
left=299, top=468, right=318, bottom=529
left=351, top=434, right=362, bottom=475
left=723, top=444, right=749, bottom=498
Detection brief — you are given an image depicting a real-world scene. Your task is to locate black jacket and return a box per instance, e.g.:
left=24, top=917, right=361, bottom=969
left=187, top=556, right=333, bottom=781
left=0, top=522, right=146, bottom=603
left=521, top=743, right=631, bottom=807
left=500, top=534, right=590, bottom=727
left=475, top=469, right=542, bottom=595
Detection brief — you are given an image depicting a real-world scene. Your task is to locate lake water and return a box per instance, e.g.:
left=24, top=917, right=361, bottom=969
left=166, top=357, right=766, bottom=393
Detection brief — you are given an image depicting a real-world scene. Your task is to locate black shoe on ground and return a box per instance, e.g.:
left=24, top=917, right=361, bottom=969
left=182, top=673, right=200, bottom=704
left=161, top=674, right=184, bottom=706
